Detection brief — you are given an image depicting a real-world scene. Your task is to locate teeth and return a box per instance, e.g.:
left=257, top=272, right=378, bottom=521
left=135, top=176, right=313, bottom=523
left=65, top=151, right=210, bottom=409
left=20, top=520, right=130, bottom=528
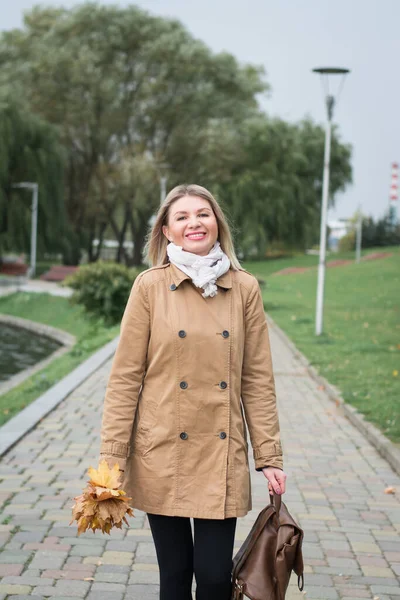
left=188, top=233, right=205, bottom=239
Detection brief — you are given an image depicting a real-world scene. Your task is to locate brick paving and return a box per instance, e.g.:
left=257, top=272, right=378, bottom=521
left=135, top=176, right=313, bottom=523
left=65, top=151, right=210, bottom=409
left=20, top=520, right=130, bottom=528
left=1, top=325, right=400, bottom=600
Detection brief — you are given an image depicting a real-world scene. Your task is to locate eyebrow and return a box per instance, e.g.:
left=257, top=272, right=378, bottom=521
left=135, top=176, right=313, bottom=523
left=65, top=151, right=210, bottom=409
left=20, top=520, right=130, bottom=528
left=173, top=207, right=212, bottom=216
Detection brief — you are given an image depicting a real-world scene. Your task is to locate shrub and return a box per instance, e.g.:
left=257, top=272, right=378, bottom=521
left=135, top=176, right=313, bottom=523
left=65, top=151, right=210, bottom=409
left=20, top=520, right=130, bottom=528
left=65, top=261, right=140, bottom=325
left=338, top=230, right=356, bottom=253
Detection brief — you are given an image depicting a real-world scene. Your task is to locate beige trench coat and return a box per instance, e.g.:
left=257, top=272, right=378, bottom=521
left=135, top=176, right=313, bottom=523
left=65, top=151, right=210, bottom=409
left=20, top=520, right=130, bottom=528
left=100, top=263, right=283, bottom=519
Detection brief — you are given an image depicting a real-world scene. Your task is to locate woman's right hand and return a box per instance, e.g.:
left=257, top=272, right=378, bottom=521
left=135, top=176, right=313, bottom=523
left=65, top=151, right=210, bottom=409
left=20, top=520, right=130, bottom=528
left=262, top=466, right=287, bottom=495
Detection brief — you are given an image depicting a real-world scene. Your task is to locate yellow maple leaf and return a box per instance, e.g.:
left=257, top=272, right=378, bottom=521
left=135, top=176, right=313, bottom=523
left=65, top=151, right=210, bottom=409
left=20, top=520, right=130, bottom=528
left=76, top=515, right=89, bottom=536
left=87, top=459, right=122, bottom=489
left=94, top=486, right=125, bottom=501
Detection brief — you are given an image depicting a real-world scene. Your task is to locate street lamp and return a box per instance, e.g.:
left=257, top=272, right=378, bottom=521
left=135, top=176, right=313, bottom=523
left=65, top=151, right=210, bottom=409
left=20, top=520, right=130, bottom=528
left=11, top=182, right=39, bottom=278
left=312, top=67, right=350, bottom=336
left=355, top=204, right=362, bottom=263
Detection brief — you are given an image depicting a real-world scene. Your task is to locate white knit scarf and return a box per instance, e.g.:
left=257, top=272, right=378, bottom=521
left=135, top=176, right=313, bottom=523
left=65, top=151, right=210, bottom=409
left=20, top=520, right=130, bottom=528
left=167, top=241, right=230, bottom=298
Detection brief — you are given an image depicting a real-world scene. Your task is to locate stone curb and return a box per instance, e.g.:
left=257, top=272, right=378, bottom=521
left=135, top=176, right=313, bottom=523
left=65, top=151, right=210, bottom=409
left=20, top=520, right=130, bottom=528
left=0, top=276, right=27, bottom=287
left=0, top=335, right=119, bottom=457
left=0, top=314, right=76, bottom=345
left=266, top=314, right=400, bottom=477
left=0, top=314, right=76, bottom=396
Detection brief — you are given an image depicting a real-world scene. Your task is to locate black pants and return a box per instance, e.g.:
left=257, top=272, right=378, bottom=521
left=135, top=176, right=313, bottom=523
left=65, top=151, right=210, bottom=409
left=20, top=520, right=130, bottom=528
left=147, top=513, right=237, bottom=600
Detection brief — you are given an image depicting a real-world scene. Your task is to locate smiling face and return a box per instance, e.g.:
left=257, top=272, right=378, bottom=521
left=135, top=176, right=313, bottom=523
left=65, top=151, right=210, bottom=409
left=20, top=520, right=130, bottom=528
left=162, top=195, right=219, bottom=256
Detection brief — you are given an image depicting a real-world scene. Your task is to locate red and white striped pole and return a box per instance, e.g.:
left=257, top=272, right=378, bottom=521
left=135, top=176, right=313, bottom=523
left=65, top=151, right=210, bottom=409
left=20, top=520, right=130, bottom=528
left=390, top=162, right=398, bottom=201
left=389, top=162, right=398, bottom=225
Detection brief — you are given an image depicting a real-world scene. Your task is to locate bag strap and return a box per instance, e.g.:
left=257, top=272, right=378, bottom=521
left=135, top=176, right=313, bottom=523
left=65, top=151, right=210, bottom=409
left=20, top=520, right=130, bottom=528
left=269, top=492, right=281, bottom=517
left=298, top=574, right=304, bottom=591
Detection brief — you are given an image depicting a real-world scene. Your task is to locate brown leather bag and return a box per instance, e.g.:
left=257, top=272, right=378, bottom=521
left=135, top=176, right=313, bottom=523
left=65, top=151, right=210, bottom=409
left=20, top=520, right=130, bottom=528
left=231, top=493, right=304, bottom=600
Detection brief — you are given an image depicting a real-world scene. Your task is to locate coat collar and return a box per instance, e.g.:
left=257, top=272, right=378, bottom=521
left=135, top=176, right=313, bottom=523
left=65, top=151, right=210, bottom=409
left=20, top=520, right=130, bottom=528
left=169, top=262, right=232, bottom=290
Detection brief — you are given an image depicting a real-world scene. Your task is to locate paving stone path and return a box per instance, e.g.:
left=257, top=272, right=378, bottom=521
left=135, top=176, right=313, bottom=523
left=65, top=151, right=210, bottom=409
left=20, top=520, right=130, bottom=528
left=1, top=323, right=400, bottom=600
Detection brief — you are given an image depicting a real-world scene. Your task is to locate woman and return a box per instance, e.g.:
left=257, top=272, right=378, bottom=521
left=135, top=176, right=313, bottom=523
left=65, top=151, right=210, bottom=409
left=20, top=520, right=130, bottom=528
left=100, top=184, right=286, bottom=600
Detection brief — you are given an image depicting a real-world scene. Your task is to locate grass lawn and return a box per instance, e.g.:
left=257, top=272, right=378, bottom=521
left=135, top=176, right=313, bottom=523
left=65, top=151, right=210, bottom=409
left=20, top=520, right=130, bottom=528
left=244, top=246, right=400, bottom=444
left=0, top=293, right=118, bottom=426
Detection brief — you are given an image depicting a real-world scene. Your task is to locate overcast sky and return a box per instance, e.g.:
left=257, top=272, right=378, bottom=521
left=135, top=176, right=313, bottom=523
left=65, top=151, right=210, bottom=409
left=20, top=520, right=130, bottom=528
left=3, top=0, right=400, bottom=221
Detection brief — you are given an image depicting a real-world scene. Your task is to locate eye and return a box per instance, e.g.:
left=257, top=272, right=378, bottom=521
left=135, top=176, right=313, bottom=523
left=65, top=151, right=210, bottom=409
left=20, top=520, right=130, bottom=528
left=199, top=213, right=209, bottom=217
left=177, top=216, right=187, bottom=221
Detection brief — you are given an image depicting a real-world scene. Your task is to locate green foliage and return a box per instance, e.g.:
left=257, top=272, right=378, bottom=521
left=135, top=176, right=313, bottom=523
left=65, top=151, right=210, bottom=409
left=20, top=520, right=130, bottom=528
left=0, top=3, right=266, bottom=265
left=65, top=261, right=139, bottom=325
left=0, top=3, right=353, bottom=264
left=338, top=230, right=356, bottom=252
left=339, top=214, right=400, bottom=253
left=0, top=95, right=67, bottom=259
left=362, top=215, right=400, bottom=248
left=217, top=116, right=352, bottom=259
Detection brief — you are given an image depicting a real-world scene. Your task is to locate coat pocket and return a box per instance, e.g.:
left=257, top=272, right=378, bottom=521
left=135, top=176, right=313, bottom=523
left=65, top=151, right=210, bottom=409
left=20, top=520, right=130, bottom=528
left=134, top=427, right=153, bottom=457
left=133, top=397, right=156, bottom=457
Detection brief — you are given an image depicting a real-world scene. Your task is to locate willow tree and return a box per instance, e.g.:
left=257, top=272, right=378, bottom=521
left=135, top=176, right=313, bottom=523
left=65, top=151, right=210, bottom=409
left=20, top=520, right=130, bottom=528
left=0, top=3, right=265, bottom=264
left=216, top=116, right=352, bottom=258
left=0, top=96, right=66, bottom=261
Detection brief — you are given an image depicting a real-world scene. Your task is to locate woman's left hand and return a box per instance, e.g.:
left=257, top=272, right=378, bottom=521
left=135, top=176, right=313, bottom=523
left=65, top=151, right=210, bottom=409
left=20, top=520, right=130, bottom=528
left=262, top=467, right=287, bottom=495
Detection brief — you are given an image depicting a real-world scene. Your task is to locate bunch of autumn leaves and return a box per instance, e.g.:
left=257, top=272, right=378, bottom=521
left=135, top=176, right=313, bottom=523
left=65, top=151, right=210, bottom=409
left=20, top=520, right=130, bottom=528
left=71, top=460, right=134, bottom=535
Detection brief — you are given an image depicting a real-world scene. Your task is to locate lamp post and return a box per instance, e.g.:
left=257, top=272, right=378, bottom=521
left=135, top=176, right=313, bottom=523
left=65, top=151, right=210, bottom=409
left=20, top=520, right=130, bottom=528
left=12, top=182, right=39, bottom=278
left=312, top=67, right=350, bottom=336
left=355, top=204, right=362, bottom=263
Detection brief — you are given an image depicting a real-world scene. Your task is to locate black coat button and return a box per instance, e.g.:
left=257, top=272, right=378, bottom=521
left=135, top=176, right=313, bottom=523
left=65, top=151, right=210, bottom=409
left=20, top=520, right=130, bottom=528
left=170, top=283, right=177, bottom=291
left=219, top=381, right=227, bottom=389
left=219, top=432, right=227, bottom=439
left=180, top=381, right=188, bottom=389
left=178, top=330, right=186, bottom=338
left=222, top=330, right=229, bottom=338
left=180, top=432, right=188, bottom=440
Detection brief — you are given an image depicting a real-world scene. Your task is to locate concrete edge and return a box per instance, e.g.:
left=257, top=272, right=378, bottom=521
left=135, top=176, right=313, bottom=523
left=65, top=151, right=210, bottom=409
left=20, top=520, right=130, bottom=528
left=266, top=313, right=400, bottom=477
left=0, top=314, right=76, bottom=345
left=0, top=314, right=76, bottom=397
left=0, top=335, right=119, bottom=457
left=0, top=276, right=27, bottom=287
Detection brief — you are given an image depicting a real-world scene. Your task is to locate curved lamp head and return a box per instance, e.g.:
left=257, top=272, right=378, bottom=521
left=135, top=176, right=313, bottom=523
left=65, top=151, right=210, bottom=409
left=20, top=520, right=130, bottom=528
left=312, top=67, right=350, bottom=120
left=312, top=67, right=350, bottom=75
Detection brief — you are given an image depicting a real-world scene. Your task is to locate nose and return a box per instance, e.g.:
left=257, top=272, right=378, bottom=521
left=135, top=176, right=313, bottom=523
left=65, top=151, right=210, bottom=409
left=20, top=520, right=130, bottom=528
left=187, top=215, right=202, bottom=228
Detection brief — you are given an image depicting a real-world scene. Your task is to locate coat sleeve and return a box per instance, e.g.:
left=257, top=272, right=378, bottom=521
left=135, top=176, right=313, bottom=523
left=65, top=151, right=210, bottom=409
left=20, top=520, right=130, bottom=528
left=99, top=274, right=150, bottom=471
left=241, top=278, right=283, bottom=471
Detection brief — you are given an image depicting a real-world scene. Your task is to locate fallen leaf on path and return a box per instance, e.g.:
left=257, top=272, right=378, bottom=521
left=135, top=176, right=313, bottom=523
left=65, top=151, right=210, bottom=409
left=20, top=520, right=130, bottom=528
left=84, top=577, right=95, bottom=581
left=384, top=486, right=396, bottom=495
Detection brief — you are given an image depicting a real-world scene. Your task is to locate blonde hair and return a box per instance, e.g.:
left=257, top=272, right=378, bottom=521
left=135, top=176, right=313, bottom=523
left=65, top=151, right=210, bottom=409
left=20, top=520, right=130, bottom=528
left=145, top=184, right=241, bottom=270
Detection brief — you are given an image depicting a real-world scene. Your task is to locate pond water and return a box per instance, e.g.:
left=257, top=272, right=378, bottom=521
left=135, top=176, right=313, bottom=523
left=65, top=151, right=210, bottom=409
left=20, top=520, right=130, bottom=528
left=0, top=323, right=61, bottom=382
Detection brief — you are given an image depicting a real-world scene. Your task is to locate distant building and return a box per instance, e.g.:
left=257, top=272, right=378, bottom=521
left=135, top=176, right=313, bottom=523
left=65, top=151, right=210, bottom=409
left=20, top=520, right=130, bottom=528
left=327, top=218, right=351, bottom=251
